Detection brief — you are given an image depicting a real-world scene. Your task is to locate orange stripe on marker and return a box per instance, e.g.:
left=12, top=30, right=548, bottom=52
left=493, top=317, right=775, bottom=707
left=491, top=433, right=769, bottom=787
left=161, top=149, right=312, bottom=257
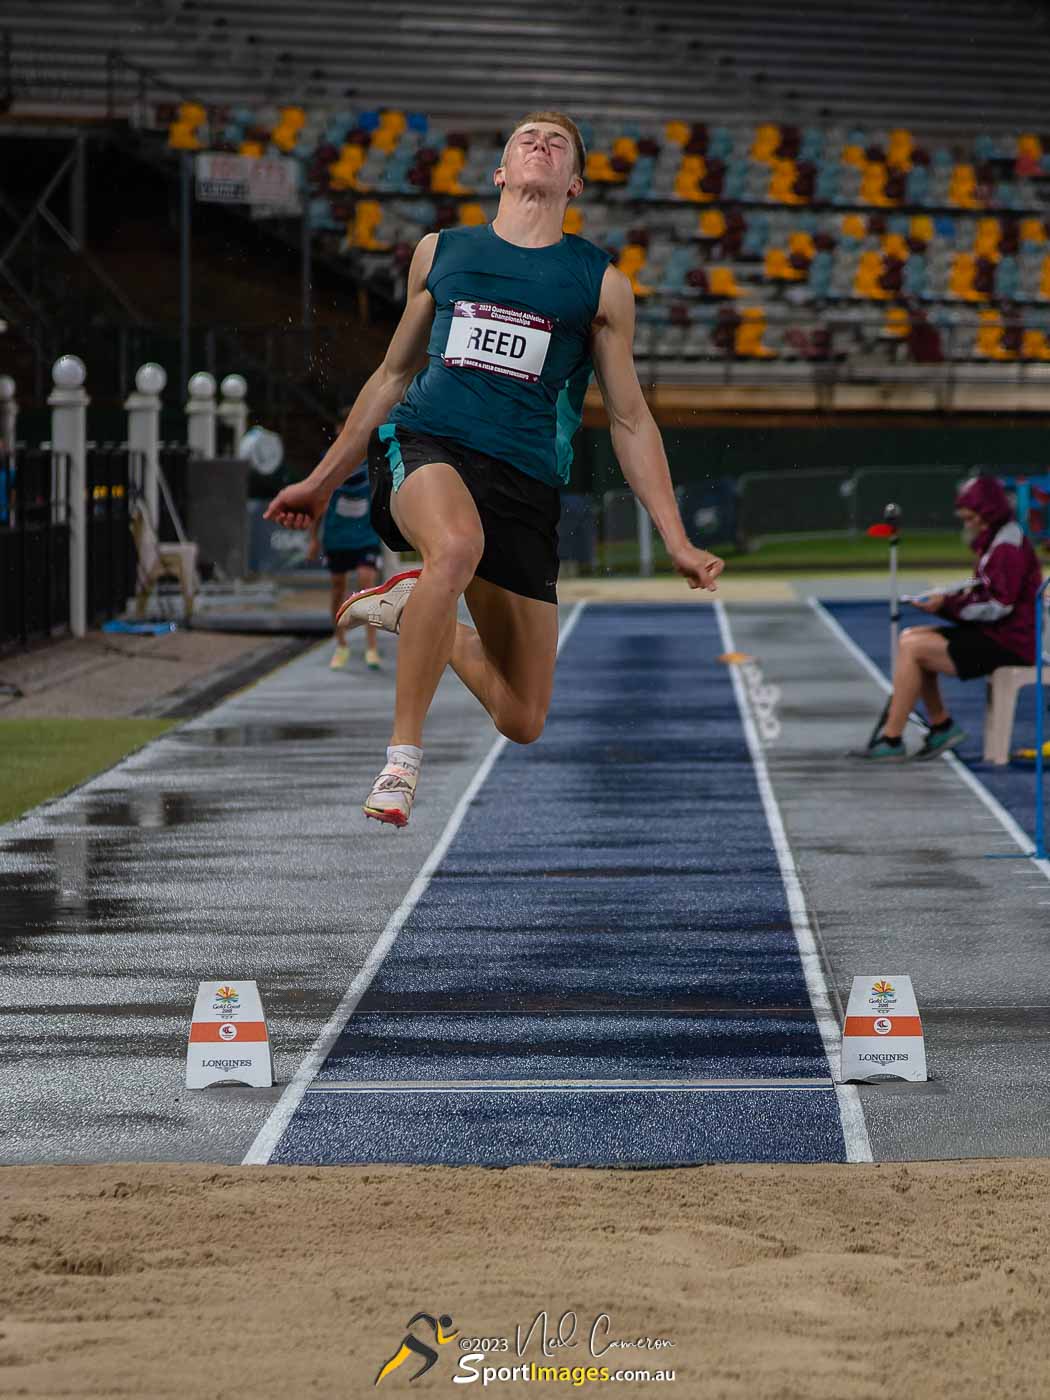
left=844, top=1016, right=923, bottom=1038
left=189, top=1021, right=269, bottom=1043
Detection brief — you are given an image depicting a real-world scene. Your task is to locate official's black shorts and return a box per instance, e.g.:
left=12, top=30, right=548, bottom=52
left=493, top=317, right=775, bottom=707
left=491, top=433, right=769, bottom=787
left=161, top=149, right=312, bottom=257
left=367, top=425, right=560, bottom=604
left=938, top=624, right=1030, bottom=680
left=324, top=546, right=381, bottom=575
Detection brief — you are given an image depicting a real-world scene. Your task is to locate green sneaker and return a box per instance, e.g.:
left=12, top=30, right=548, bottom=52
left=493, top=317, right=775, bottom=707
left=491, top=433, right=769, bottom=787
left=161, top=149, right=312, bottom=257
left=848, top=736, right=908, bottom=761
left=911, top=721, right=966, bottom=761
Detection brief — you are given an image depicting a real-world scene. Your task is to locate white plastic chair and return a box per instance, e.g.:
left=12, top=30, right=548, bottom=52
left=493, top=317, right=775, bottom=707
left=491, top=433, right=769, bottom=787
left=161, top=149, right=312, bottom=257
left=983, top=661, right=1050, bottom=763
left=130, top=499, right=199, bottom=622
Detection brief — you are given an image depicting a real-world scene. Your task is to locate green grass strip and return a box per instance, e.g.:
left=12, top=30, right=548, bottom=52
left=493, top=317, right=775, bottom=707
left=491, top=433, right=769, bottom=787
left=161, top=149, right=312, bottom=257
left=0, top=719, right=175, bottom=826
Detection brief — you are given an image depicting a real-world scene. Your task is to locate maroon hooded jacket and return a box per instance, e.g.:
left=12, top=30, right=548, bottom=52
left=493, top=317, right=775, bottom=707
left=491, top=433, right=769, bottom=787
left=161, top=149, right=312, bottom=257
left=938, top=476, right=1043, bottom=662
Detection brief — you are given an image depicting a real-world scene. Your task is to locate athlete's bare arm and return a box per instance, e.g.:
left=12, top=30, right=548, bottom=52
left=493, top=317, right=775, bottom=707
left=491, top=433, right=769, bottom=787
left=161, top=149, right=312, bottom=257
left=264, top=234, right=439, bottom=528
left=591, top=266, right=724, bottom=591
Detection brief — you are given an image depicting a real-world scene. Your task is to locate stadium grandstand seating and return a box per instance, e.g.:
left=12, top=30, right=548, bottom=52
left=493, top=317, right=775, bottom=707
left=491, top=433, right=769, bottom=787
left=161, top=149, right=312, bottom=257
left=7, top=0, right=1050, bottom=373
left=6, top=0, right=1050, bottom=130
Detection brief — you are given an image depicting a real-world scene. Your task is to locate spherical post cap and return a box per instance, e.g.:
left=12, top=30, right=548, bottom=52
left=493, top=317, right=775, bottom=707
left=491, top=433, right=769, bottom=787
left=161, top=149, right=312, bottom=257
left=188, top=371, right=217, bottom=399
left=135, top=362, right=168, bottom=394
left=220, top=373, right=248, bottom=400
left=52, top=355, right=87, bottom=389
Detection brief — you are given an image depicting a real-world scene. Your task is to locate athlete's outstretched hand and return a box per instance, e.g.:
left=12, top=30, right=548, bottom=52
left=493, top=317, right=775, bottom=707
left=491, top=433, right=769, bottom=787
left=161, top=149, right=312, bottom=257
left=671, top=544, right=725, bottom=592
left=263, top=479, right=328, bottom=530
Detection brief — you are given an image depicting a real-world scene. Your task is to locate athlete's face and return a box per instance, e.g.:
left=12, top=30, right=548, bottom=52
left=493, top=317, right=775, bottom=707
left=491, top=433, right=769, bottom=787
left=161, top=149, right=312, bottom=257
left=496, top=123, right=583, bottom=200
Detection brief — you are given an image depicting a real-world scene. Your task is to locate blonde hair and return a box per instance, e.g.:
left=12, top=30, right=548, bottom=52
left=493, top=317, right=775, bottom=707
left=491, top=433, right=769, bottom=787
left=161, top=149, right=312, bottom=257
left=503, top=111, right=586, bottom=177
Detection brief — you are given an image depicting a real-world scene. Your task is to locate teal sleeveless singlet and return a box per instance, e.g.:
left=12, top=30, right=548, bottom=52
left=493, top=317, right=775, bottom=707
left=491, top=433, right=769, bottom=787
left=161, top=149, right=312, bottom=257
left=389, top=223, right=611, bottom=489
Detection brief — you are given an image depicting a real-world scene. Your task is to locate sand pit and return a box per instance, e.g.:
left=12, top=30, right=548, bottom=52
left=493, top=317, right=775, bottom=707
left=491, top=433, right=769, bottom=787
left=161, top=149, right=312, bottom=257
left=1, top=1160, right=1048, bottom=1398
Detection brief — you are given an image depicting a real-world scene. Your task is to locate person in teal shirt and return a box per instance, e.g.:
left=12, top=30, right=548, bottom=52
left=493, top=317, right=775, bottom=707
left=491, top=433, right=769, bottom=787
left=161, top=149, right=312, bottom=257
left=267, top=111, right=725, bottom=828
left=307, top=463, right=383, bottom=670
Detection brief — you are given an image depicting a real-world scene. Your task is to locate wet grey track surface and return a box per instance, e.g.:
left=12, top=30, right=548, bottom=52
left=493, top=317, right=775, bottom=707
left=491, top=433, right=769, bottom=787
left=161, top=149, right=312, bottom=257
left=4, top=598, right=1048, bottom=1165
left=728, top=602, right=1050, bottom=1161
left=0, top=628, right=502, bottom=1165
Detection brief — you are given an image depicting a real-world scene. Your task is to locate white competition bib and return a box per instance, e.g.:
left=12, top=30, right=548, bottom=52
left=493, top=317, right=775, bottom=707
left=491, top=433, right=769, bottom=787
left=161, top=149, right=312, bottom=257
left=442, top=301, right=553, bottom=383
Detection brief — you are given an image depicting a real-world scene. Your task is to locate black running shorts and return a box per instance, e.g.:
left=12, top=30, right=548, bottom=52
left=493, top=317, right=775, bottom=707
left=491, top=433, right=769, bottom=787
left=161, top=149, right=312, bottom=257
left=938, top=624, right=1030, bottom=680
left=367, top=424, right=560, bottom=604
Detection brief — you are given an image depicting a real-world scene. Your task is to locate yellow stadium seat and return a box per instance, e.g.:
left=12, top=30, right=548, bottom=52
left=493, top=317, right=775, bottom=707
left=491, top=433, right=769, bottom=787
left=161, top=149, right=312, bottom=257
left=764, top=247, right=803, bottom=281
left=272, top=106, right=306, bottom=153
left=708, top=267, right=741, bottom=297
left=886, top=128, right=914, bottom=171
left=612, top=137, right=638, bottom=163
left=974, top=217, right=1001, bottom=261
left=699, top=209, right=726, bottom=239
left=431, top=147, right=471, bottom=194
left=238, top=140, right=265, bottom=158
left=884, top=305, right=910, bottom=338
left=168, top=102, right=206, bottom=151
left=562, top=206, right=584, bottom=235
left=841, top=144, right=865, bottom=168
left=949, top=253, right=980, bottom=300
left=948, top=164, right=981, bottom=210
left=788, top=230, right=815, bottom=259
left=460, top=203, right=488, bottom=227
left=751, top=124, right=780, bottom=163
left=1018, top=133, right=1043, bottom=161
left=909, top=214, right=934, bottom=244
left=841, top=213, right=867, bottom=240
left=585, top=152, right=621, bottom=183
left=1022, top=329, right=1050, bottom=360
left=768, top=159, right=804, bottom=205
left=665, top=120, right=690, bottom=146
left=734, top=307, right=775, bottom=358
left=881, top=232, right=910, bottom=261
left=1039, top=255, right=1050, bottom=299
left=860, top=160, right=893, bottom=207
left=674, top=155, right=704, bottom=201
left=975, top=309, right=1010, bottom=359
left=1021, top=218, right=1048, bottom=245
left=854, top=250, right=889, bottom=300
left=330, top=143, right=367, bottom=191
left=348, top=200, right=385, bottom=250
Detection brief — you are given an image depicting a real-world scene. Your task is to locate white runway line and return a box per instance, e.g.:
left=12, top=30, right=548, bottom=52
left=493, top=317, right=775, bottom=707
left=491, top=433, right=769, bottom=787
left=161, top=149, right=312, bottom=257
left=242, top=601, right=588, bottom=1165
left=809, top=597, right=1050, bottom=884
left=715, top=600, right=874, bottom=1164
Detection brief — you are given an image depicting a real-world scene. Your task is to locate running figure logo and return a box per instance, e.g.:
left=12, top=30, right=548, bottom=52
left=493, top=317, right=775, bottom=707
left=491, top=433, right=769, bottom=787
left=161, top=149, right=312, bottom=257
left=375, top=1312, right=459, bottom=1385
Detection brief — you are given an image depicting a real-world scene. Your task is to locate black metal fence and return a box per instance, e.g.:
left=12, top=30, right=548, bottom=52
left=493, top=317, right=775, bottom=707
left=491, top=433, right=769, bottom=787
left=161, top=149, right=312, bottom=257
left=86, top=445, right=141, bottom=626
left=0, top=449, right=71, bottom=651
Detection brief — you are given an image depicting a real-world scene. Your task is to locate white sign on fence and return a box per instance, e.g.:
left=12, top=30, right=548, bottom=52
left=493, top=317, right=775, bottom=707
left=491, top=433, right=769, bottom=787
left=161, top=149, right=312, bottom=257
left=195, top=154, right=300, bottom=213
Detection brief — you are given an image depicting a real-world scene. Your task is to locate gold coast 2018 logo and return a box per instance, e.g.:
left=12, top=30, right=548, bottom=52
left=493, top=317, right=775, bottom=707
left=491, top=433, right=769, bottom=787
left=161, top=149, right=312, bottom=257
left=375, top=1312, right=459, bottom=1385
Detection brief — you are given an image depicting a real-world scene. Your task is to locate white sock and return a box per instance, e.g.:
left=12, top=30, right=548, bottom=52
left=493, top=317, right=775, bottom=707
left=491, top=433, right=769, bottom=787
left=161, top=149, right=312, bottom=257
left=387, top=744, right=422, bottom=775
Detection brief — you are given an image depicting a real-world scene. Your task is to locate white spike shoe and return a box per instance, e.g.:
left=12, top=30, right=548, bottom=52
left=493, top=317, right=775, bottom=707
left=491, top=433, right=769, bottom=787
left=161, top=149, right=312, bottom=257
left=363, top=760, right=419, bottom=828
left=335, top=569, right=421, bottom=634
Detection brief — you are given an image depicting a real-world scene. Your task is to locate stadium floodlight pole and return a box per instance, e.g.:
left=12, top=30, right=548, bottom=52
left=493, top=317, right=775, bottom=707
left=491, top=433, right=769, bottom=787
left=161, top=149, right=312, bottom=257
left=1035, top=576, right=1048, bottom=861
left=865, top=502, right=902, bottom=746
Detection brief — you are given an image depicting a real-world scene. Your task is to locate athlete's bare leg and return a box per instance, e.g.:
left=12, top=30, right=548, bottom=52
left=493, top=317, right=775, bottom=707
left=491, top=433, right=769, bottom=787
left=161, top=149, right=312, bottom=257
left=883, top=627, right=957, bottom=738
left=353, top=561, right=380, bottom=656
left=389, top=462, right=559, bottom=747
left=329, top=572, right=349, bottom=646
left=389, top=462, right=485, bottom=747
left=452, top=576, right=558, bottom=744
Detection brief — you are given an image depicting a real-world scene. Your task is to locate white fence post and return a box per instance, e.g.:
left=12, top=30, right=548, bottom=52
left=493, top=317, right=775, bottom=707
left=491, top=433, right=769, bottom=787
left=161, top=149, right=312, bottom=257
left=125, top=362, right=166, bottom=529
left=48, top=355, right=89, bottom=638
left=185, top=371, right=217, bottom=458
left=0, top=375, right=17, bottom=461
left=218, top=374, right=249, bottom=454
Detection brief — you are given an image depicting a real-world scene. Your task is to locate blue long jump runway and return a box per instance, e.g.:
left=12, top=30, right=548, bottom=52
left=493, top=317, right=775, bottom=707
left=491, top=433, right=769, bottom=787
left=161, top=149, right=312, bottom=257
left=820, top=600, right=1043, bottom=842
left=267, top=605, right=851, bottom=1166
